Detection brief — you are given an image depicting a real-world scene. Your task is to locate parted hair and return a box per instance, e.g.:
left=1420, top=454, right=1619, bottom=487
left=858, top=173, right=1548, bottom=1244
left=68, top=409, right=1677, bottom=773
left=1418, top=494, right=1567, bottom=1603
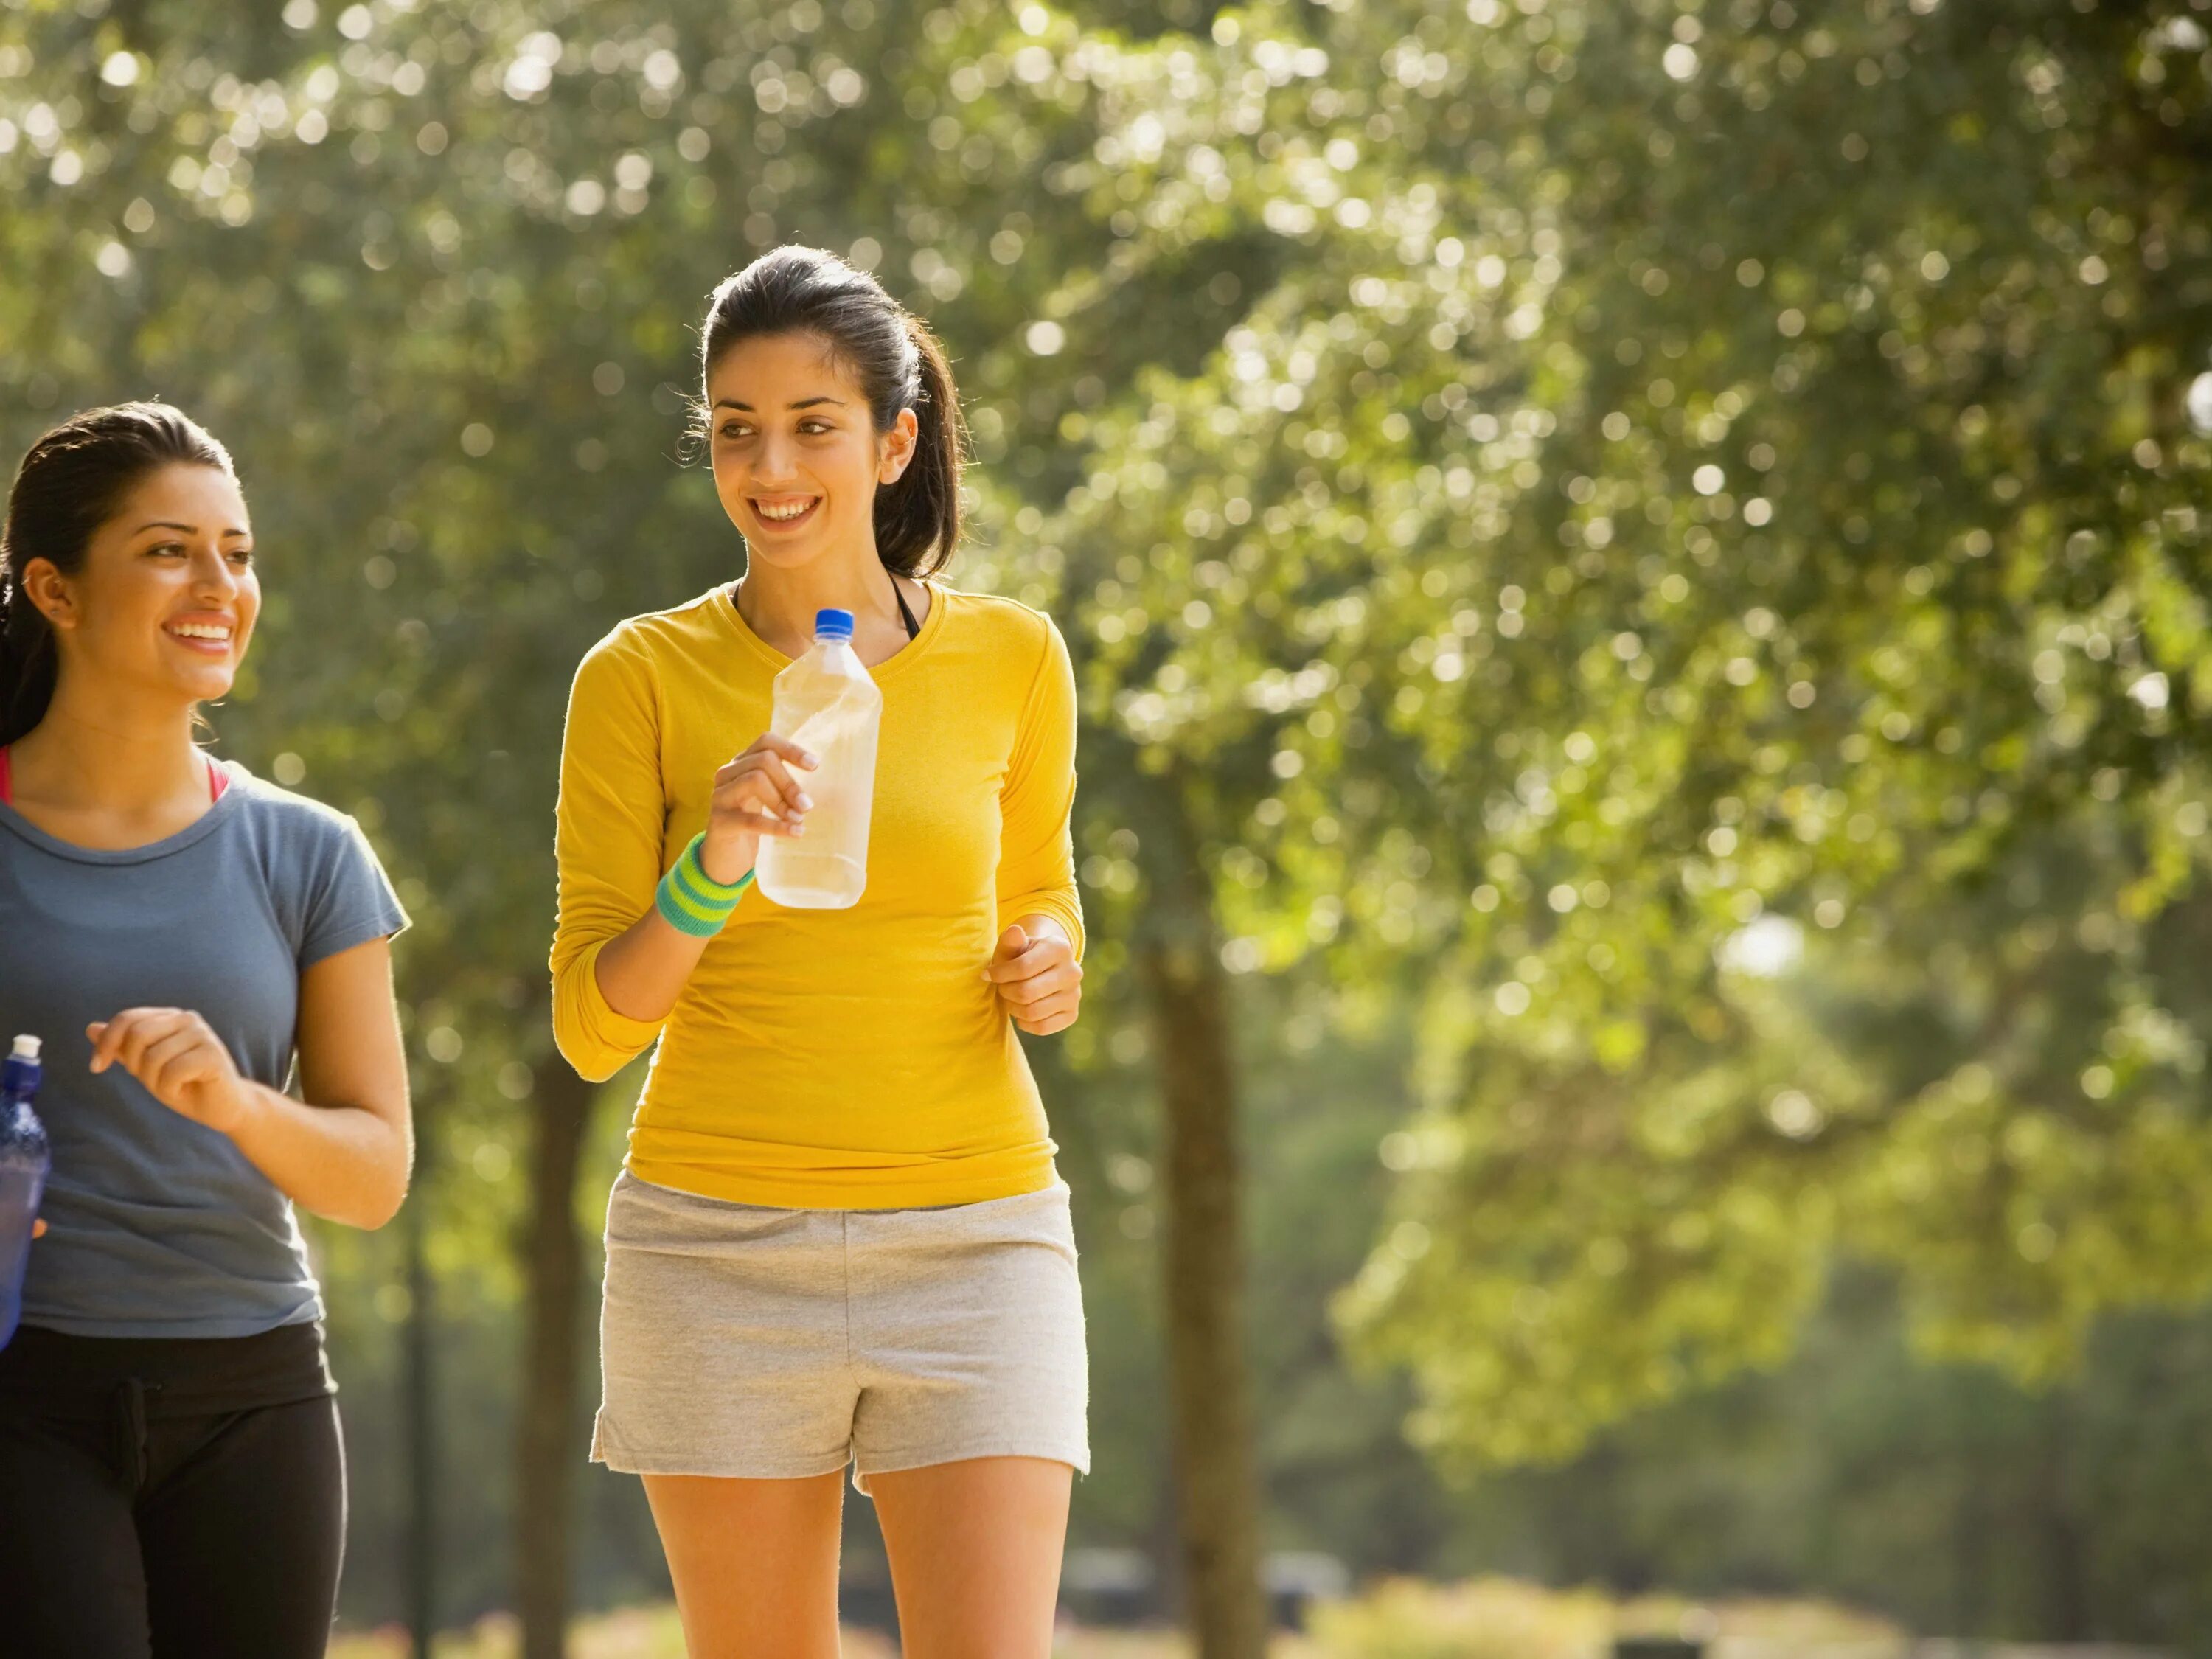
left=699, top=246, right=967, bottom=578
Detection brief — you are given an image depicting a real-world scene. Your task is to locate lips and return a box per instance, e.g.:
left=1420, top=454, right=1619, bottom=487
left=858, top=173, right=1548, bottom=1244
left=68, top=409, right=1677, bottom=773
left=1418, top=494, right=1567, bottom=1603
left=749, top=495, right=821, bottom=532
left=165, top=617, right=236, bottom=657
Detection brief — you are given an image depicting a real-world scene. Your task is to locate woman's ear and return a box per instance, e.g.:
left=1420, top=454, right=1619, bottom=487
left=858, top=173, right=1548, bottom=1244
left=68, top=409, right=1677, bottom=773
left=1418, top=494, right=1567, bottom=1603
left=20, top=557, right=78, bottom=632
left=877, top=407, right=920, bottom=486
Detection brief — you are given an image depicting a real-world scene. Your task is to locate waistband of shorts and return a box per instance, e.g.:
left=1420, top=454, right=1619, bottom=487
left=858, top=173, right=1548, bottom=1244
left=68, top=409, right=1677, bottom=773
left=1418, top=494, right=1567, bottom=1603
left=616, top=1166, right=1071, bottom=1217
left=0, top=1318, right=335, bottom=1421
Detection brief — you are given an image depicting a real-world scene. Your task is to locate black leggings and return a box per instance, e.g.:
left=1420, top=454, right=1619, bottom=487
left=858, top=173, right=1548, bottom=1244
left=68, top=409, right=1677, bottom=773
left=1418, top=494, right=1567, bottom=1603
left=0, top=1324, right=347, bottom=1659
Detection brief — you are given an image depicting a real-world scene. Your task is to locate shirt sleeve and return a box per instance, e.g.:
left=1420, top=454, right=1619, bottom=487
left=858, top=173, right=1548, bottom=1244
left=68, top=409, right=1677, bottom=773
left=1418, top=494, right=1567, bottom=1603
left=298, top=813, right=409, bottom=969
left=995, top=614, right=1085, bottom=962
left=550, top=635, right=671, bottom=1082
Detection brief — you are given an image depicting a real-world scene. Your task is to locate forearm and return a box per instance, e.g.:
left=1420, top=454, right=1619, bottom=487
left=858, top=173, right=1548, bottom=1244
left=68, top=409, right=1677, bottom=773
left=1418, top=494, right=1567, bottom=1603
left=226, top=1080, right=412, bottom=1230
left=999, top=876, right=1084, bottom=963
left=592, top=906, right=716, bottom=1025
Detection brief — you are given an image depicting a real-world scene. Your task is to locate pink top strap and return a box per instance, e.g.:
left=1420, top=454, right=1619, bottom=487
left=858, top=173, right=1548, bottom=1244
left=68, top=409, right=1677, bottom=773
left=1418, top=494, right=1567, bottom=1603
left=0, top=747, right=225, bottom=807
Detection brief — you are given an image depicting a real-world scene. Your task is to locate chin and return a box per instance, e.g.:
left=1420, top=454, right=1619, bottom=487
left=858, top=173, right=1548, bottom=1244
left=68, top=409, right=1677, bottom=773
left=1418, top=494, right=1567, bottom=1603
left=738, top=532, right=839, bottom=570
left=173, top=667, right=239, bottom=702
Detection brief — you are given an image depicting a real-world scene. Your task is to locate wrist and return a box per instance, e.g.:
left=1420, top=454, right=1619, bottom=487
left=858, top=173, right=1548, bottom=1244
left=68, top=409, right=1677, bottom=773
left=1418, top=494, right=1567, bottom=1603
left=698, top=835, right=754, bottom=888
left=658, top=833, right=754, bottom=937
left=208, top=1077, right=266, bottom=1141
left=1019, top=914, right=1071, bottom=952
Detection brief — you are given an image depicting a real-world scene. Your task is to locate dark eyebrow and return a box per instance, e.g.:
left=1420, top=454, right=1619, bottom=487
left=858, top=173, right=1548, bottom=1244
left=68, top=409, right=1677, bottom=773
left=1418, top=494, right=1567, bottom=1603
left=711, top=397, right=847, bottom=412
left=137, top=521, right=251, bottom=538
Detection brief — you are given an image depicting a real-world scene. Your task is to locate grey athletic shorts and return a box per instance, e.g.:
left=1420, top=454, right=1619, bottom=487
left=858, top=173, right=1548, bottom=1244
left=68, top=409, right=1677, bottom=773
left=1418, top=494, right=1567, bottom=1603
left=592, top=1171, right=1089, bottom=1491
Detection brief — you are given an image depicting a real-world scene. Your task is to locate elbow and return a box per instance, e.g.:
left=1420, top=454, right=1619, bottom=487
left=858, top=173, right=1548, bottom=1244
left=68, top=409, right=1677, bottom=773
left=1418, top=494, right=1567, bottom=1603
left=324, top=1161, right=410, bottom=1232
left=549, top=970, right=589, bottom=1077
left=551, top=951, right=659, bottom=1083
left=344, top=1189, right=408, bottom=1232
left=355, top=1126, right=415, bottom=1229
left=552, top=1017, right=627, bottom=1085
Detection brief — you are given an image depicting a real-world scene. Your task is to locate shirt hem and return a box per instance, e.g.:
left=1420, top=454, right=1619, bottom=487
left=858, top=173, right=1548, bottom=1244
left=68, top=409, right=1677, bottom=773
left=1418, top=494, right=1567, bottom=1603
left=623, top=1153, right=1060, bottom=1211
left=300, top=905, right=411, bottom=968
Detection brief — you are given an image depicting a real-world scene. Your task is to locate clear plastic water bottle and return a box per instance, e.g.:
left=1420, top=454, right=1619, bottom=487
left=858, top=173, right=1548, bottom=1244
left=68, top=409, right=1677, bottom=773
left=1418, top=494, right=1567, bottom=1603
left=0, top=1034, right=50, bottom=1351
left=756, top=607, right=882, bottom=910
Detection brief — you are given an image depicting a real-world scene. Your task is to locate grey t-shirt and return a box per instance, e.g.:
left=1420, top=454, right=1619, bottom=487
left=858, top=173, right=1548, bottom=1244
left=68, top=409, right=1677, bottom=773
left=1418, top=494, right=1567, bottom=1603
left=0, top=763, right=408, bottom=1338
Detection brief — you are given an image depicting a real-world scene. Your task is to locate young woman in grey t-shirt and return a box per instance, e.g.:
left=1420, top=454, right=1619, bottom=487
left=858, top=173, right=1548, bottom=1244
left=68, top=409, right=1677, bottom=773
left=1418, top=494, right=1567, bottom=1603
left=0, top=403, right=412, bottom=1658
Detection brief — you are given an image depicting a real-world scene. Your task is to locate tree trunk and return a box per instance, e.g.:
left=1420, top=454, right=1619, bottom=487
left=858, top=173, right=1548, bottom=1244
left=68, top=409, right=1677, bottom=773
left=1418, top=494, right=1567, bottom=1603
left=2036, top=1396, right=2090, bottom=1639
left=516, top=1061, right=597, bottom=1659
left=1141, top=778, right=1267, bottom=1659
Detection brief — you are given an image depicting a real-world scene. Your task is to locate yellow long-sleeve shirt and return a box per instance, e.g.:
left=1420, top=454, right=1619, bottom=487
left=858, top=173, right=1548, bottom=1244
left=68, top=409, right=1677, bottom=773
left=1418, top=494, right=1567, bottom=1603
left=550, top=583, right=1084, bottom=1209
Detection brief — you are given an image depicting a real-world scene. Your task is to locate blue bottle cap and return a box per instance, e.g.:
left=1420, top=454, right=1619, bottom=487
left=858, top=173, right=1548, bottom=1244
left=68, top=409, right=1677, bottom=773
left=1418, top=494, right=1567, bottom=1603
left=2, top=1034, right=36, bottom=1088
left=815, top=608, right=855, bottom=641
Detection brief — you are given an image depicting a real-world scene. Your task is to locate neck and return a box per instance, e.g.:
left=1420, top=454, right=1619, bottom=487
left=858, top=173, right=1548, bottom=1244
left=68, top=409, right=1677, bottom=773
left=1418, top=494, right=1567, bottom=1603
left=9, top=674, right=206, bottom=811
left=736, top=541, right=908, bottom=657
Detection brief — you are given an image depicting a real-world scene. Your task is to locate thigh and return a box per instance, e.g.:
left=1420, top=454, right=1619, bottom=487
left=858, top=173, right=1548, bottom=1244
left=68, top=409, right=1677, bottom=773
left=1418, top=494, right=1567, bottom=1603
left=870, top=1455, right=1072, bottom=1659
left=641, top=1470, right=846, bottom=1659
left=138, top=1397, right=347, bottom=1659
left=0, top=1408, right=152, bottom=1659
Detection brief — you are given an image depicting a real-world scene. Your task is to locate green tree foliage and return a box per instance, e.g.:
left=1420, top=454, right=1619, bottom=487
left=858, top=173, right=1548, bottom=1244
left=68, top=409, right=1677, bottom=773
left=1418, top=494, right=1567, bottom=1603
left=1050, top=0, right=2212, bottom=1465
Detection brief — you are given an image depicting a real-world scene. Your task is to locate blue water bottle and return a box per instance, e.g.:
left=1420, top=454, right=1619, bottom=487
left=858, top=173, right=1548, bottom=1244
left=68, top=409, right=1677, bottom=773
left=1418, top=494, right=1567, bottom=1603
left=0, top=1034, right=50, bottom=1350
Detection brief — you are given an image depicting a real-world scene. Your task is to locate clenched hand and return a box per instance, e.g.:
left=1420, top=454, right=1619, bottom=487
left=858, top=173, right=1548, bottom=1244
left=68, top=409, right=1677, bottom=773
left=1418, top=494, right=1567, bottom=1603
left=985, top=922, right=1083, bottom=1036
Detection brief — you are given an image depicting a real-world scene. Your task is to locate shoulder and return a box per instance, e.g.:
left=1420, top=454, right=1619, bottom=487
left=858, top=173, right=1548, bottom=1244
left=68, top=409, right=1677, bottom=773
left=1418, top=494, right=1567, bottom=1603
left=571, top=589, right=730, bottom=700
left=936, top=586, right=1065, bottom=664
left=933, top=590, right=1074, bottom=737
left=580, top=590, right=729, bottom=672
left=220, top=768, right=385, bottom=878
left=221, top=769, right=406, bottom=945
left=223, top=767, right=365, bottom=844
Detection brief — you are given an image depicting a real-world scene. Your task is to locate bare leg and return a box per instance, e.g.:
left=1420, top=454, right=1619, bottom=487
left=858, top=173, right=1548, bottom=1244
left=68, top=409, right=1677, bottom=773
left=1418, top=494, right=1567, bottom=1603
left=641, top=1470, right=846, bottom=1659
left=869, top=1456, right=1073, bottom=1659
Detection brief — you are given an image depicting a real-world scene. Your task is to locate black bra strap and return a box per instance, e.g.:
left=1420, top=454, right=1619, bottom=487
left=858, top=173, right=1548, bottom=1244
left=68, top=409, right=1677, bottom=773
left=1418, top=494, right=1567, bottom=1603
left=729, top=577, right=920, bottom=641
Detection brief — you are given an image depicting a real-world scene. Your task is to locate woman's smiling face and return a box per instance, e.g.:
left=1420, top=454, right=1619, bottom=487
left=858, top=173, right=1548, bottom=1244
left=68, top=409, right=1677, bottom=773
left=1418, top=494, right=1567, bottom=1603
left=29, top=462, right=260, bottom=709
left=705, top=331, right=917, bottom=571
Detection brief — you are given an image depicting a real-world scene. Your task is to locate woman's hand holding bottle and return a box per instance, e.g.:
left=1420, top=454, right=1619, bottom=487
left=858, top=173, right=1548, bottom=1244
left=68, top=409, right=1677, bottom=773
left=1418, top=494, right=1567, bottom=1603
left=700, top=734, right=818, bottom=885
left=590, top=734, right=816, bottom=1026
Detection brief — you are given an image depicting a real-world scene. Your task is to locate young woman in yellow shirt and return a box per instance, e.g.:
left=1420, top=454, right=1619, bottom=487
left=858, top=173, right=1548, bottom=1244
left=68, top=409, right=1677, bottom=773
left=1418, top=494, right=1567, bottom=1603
left=551, top=246, right=1088, bottom=1658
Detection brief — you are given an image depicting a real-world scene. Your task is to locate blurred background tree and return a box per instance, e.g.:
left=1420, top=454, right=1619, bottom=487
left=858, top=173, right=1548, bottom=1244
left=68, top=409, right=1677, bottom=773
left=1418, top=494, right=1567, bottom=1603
left=4, top=0, right=2212, bottom=1655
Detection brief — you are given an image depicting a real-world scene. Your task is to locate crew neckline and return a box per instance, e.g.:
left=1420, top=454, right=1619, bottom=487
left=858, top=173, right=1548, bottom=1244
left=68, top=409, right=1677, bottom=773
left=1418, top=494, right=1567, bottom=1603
left=0, top=760, right=248, bottom=866
left=716, top=579, right=948, bottom=684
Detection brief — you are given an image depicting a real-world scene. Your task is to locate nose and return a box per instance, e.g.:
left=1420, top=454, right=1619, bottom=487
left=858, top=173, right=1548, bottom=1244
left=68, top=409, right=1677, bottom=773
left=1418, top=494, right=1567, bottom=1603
left=753, top=429, right=801, bottom=487
left=188, top=544, right=240, bottom=602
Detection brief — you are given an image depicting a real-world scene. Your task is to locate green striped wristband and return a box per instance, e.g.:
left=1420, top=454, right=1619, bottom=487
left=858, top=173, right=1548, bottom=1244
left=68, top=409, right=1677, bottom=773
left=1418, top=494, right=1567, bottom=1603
left=655, top=833, right=754, bottom=936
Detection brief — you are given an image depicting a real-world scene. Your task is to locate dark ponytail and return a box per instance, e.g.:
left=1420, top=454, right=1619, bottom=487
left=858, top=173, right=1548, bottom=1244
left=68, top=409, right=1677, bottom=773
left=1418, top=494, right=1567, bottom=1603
left=0, top=402, right=235, bottom=745
left=699, top=246, right=967, bottom=577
